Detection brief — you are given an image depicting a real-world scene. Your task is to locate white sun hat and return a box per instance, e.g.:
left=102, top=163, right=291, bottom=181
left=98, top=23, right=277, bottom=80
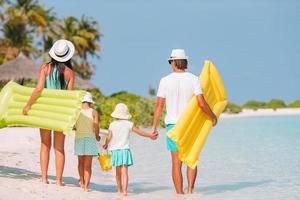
left=111, top=103, right=132, bottom=120
left=168, top=49, right=188, bottom=62
left=49, top=39, right=75, bottom=62
left=82, top=92, right=95, bottom=104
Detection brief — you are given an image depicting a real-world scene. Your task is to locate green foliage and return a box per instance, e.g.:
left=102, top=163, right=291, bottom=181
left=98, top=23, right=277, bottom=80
left=148, top=86, right=156, bottom=97
left=265, top=99, right=286, bottom=110
left=0, top=0, right=101, bottom=78
left=225, top=102, right=242, bottom=114
left=243, top=100, right=266, bottom=110
left=72, top=89, right=161, bottom=129
left=288, top=100, right=300, bottom=108
left=22, top=79, right=37, bottom=87
left=93, top=91, right=163, bottom=129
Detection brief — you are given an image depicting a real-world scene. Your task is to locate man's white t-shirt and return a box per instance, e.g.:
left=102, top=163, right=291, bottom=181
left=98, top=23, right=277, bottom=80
left=108, top=120, right=134, bottom=150
left=157, top=72, right=202, bottom=124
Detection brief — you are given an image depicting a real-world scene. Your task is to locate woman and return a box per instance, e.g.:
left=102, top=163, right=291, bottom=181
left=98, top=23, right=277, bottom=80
left=23, top=39, right=75, bottom=186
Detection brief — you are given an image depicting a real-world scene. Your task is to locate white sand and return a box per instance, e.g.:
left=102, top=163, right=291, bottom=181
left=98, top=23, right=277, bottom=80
left=221, top=108, right=300, bottom=118
left=0, top=127, right=117, bottom=200
left=0, top=127, right=201, bottom=200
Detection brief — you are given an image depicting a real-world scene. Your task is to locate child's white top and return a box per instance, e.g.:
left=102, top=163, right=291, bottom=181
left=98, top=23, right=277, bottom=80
left=108, top=120, right=134, bottom=150
left=157, top=72, right=202, bottom=124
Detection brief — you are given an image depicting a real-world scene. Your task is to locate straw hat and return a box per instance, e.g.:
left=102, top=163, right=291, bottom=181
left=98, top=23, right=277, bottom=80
left=168, top=49, right=188, bottom=62
left=82, top=92, right=95, bottom=104
left=49, top=39, right=75, bottom=62
left=111, top=103, right=132, bottom=120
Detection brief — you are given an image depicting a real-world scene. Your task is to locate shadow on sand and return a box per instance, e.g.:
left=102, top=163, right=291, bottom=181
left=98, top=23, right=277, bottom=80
left=0, top=165, right=115, bottom=192
left=199, top=180, right=274, bottom=195
left=129, top=181, right=171, bottom=193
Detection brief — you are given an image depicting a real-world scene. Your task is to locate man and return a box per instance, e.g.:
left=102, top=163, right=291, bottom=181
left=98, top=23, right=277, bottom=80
left=152, top=49, right=217, bottom=194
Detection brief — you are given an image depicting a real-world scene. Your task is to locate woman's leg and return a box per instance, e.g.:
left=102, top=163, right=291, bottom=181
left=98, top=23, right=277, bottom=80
left=78, top=156, right=84, bottom=188
left=83, top=156, right=93, bottom=192
left=171, top=151, right=184, bottom=194
left=121, top=165, right=128, bottom=196
left=187, top=166, right=197, bottom=194
left=40, top=129, right=51, bottom=184
left=53, top=131, right=65, bottom=186
left=115, top=166, right=122, bottom=193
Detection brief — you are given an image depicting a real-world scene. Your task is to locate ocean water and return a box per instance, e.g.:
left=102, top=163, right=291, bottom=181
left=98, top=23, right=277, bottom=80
left=93, top=116, right=300, bottom=200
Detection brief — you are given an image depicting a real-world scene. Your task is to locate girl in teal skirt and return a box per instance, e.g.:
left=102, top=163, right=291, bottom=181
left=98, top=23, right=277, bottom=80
left=75, top=92, right=100, bottom=192
left=103, top=103, right=158, bottom=196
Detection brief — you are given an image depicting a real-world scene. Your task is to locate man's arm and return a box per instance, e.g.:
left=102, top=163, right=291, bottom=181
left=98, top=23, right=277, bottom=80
left=151, top=97, right=165, bottom=133
left=197, top=94, right=217, bottom=126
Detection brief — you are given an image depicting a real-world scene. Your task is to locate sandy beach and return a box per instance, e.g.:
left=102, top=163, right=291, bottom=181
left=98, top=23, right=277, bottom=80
left=1, top=114, right=300, bottom=200
left=0, top=128, right=116, bottom=200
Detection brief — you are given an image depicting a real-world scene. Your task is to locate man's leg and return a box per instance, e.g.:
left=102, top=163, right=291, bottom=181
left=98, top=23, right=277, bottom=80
left=187, top=166, right=197, bottom=193
left=171, top=151, right=184, bottom=194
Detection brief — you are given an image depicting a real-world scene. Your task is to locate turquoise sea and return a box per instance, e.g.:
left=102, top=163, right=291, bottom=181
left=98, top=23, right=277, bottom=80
left=94, top=116, right=300, bottom=199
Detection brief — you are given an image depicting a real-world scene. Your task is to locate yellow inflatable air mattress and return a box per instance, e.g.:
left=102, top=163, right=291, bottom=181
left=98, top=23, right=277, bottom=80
left=0, top=81, right=86, bottom=134
left=167, top=60, right=227, bottom=169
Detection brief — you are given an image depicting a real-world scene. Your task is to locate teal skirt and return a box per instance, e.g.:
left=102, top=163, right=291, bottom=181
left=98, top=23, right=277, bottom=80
left=110, top=149, right=133, bottom=167
left=74, top=137, right=98, bottom=156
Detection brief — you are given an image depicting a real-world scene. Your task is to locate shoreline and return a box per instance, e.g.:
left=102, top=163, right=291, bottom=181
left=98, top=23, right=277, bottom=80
left=221, top=108, right=300, bottom=118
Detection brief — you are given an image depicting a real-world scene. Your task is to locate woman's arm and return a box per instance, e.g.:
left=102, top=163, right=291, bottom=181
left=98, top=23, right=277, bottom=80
left=151, top=97, right=165, bottom=133
left=103, top=130, right=112, bottom=149
left=93, top=109, right=100, bottom=141
left=22, top=66, right=47, bottom=115
left=132, top=126, right=158, bottom=140
left=67, top=69, right=74, bottom=90
left=197, top=94, right=217, bottom=126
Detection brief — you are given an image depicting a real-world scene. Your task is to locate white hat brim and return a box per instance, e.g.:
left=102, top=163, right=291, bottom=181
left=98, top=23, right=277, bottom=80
left=49, top=40, right=75, bottom=62
left=82, top=100, right=95, bottom=104
left=111, top=112, right=132, bottom=120
left=168, top=56, right=188, bottom=61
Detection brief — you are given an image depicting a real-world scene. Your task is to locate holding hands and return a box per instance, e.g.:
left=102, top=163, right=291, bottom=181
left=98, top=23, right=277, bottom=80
left=149, top=131, right=159, bottom=140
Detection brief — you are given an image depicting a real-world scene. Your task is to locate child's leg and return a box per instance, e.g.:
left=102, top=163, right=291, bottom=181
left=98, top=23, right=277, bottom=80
left=121, top=165, right=128, bottom=196
left=115, top=166, right=122, bottom=193
left=83, top=155, right=93, bottom=192
left=78, top=156, right=84, bottom=188
left=187, top=166, right=197, bottom=194
left=171, top=151, right=184, bottom=194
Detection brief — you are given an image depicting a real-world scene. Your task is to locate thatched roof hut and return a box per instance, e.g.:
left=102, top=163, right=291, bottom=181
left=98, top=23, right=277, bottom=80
left=0, top=53, right=40, bottom=82
left=0, top=53, right=96, bottom=89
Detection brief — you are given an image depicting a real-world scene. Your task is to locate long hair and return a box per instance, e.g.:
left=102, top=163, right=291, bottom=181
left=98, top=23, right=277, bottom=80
left=48, top=58, right=73, bottom=89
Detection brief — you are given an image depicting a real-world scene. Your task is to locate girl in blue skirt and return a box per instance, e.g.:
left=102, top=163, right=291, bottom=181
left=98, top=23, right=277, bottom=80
left=75, top=92, right=100, bottom=192
left=103, top=103, right=158, bottom=196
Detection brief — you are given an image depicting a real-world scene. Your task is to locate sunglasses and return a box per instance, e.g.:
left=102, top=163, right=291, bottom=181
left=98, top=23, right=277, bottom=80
left=168, top=58, right=174, bottom=64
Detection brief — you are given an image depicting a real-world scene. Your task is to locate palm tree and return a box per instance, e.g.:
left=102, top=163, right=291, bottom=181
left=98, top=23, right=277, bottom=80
left=1, top=0, right=51, bottom=57
left=58, top=16, right=101, bottom=79
left=77, top=16, right=101, bottom=79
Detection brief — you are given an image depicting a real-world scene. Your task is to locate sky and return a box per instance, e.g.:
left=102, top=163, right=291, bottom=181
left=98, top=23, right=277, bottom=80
left=41, top=0, right=300, bottom=104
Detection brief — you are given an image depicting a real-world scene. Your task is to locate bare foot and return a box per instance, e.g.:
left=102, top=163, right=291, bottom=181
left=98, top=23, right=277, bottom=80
left=122, top=192, right=128, bottom=196
left=176, top=191, right=185, bottom=195
left=79, top=180, right=84, bottom=188
left=41, top=179, right=49, bottom=184
left=84, top=187, right=90, bottom=192
left=117, top=188, right=123, bottom=194
left=56, top=181, right=64, bottom=186
left=187, top=189, right=194, bottom=194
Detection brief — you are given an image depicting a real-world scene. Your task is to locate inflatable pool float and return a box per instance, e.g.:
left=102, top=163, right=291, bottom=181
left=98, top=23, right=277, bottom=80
left=0, top=81, right=86, bottom=134
left=167, top=60, right=227, bottom=169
